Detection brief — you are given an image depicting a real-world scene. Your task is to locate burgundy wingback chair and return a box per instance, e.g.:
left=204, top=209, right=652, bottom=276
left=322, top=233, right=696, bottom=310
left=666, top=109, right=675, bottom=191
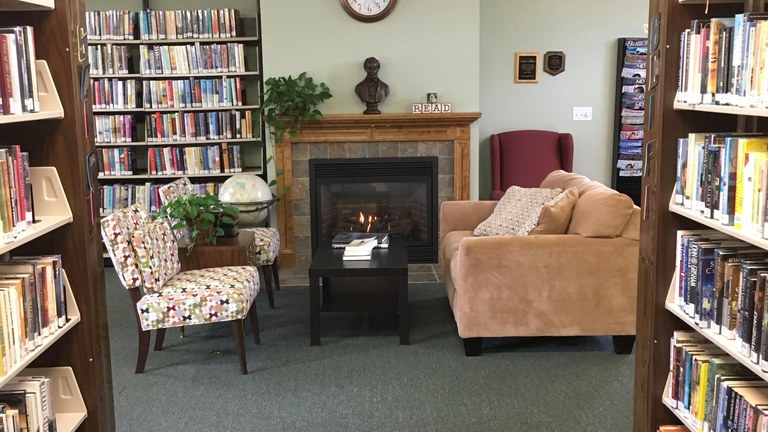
left=490, top=130, right=574, bottom=200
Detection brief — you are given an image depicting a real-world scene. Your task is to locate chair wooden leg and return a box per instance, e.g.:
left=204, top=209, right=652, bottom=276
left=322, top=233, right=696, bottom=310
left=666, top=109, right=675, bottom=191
left=262, top=265, right=275, bottom=309
left=232, top=319, right=247, bottom=374
left=154, top=328, right=166, bottom=351
left=272, top=257, right=281, bottom=291
left=249, top=303, right=261, bottom=344
left=136, top=329, right=150, bottom=373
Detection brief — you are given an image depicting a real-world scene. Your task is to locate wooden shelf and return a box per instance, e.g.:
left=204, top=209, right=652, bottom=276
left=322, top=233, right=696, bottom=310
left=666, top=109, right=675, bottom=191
left=665, top=278, right=768, bottom=381
left=0, top=0, right=53, bottom=10
left=668, top=199, right=768, bottom=251
left=673, top=100, right=768, bottom=118
left=17, top=366, right=87, bottom=432
left=0, top=61, right=63, bottom=124
left=95, top=137, right=262, bottom=147
left=0, top=271, right=81, bottom=388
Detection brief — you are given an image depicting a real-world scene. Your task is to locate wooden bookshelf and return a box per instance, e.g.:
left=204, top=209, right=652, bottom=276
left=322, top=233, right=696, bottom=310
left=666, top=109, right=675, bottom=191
left=633, top=0, right=768, bottom=430
left=0, top=0, right=116, bottom=430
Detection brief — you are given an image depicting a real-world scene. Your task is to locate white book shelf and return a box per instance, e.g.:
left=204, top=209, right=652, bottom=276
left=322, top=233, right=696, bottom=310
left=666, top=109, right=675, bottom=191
left=0, top=0, right=53, bottom=10
left=0, top=166, right=73, bottom=256
left=17, top=366, right=87, bottom=431
left=0, top=61, right=63, bottom=124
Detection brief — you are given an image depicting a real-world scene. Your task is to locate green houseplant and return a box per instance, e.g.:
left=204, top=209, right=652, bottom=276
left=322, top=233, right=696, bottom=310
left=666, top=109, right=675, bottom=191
left=261, top=72, right=333, bottom=188
left=261, top=72, right=333, bottom=145
left=158, top=192, right=239, bottom=251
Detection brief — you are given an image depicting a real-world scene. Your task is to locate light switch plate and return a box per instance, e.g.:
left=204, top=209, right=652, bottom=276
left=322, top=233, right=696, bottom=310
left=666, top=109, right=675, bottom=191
left=573, top=106, right=592, bottom=121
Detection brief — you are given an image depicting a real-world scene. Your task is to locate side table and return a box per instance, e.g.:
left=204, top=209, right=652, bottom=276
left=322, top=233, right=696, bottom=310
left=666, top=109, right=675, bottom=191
left=178, top=230, right=255, bottom=270
left=308, top=240, right=409, bottom=345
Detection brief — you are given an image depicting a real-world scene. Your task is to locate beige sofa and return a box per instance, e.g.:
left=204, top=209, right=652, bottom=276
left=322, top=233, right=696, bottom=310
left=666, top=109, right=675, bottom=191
left=440, top=170, right=640, bottom=356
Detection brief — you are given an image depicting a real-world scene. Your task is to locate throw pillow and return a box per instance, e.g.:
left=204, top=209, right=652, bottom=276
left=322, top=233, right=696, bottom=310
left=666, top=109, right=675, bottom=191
left=132, top=219, right=181, bottom=293
left=567, top=188, right=634, bottom=238
left=473, top=186, right=563, bottom=237
left=529, top=186, right=579, bottom=235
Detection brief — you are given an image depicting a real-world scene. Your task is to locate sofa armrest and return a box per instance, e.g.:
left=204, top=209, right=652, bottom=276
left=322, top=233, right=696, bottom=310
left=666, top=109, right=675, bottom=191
left=449, top=234, right=639, bottom=338
left=440, top=200, right=497, bottom=242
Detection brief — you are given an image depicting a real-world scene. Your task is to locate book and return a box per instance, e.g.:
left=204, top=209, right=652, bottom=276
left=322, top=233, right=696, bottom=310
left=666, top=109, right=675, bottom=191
left=332, top=232, right=389, bottom=249
left=343, top=238, right=377, bottom=257
left=342, top=251, right=372, bottom=261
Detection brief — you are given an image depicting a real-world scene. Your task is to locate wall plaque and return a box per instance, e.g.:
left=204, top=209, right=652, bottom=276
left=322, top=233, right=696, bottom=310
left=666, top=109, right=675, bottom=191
left=543, top=51, right=565, bottom=76
left=514, top=52, right=539, bottom=83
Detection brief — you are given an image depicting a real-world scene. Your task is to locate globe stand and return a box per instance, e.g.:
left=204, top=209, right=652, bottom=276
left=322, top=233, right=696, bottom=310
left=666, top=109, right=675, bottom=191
left=222, top=195, right=279, bottom=228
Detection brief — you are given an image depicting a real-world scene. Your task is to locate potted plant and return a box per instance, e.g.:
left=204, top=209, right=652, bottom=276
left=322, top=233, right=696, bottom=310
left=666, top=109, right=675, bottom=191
left=261, top=72, right=333, bottom=145
left=157, top=191, right=239, bottom=251
left=261, top=72, right=333, bottom=190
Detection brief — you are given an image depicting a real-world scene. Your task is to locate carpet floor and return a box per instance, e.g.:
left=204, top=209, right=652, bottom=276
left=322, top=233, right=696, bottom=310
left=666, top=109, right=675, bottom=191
left=105, top=268, right=634, bottom=431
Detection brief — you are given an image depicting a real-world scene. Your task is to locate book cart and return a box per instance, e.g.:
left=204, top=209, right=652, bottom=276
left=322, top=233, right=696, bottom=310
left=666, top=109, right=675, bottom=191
left=87, top=2, right=266, bottom=215
left=635, top=0, right=768, bottom=430
left=0, top=0, right=114, bottom=430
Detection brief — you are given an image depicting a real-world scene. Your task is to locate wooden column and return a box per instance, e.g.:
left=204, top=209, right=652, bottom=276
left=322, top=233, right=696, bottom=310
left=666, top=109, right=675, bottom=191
left=274, top=112, right=481, bottom=267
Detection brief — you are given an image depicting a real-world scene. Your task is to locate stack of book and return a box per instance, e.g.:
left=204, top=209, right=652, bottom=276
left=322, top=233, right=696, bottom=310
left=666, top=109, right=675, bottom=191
left=342, top=237, right=378, bottom=261
left=332, top=232, right=389, bottom=249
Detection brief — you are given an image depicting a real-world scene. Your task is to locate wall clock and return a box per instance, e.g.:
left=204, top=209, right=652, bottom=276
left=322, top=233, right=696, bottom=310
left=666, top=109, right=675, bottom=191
left=340, top=0, right=398, bottom=23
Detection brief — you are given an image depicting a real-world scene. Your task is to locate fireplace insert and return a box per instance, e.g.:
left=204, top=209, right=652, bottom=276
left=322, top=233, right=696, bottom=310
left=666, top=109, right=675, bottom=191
left=309, top=157, right=438, bottom=263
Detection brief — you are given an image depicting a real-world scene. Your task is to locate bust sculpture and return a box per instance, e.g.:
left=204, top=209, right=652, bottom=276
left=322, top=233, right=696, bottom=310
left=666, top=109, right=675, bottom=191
left=354, top=57, right=389, bottom=114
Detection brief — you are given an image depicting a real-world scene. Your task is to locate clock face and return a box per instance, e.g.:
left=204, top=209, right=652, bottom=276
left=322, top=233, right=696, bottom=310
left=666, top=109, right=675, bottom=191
left=340, top=0, right=398, bottom=23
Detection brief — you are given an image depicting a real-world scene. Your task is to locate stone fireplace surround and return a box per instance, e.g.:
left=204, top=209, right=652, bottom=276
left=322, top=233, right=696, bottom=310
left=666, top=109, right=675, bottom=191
left=274, top=112, right=482, bottom=268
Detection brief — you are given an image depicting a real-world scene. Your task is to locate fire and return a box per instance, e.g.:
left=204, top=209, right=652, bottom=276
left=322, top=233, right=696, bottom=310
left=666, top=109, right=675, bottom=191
left=358, top=211, right=378, bottom=232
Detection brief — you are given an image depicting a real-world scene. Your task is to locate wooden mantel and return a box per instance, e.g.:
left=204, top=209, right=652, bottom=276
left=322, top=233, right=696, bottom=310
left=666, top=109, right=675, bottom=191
left=274, top=112, right=482, bottom=266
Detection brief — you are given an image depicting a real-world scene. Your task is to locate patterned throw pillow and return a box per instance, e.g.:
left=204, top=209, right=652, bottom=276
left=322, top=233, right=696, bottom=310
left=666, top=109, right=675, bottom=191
left=132, top=219, right=181, bottom=293
left=473, top=186, right=563, bottom=236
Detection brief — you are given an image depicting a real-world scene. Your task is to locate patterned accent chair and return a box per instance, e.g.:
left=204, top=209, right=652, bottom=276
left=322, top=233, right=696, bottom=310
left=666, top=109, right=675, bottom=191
left=100, top=205, right=261, bottom=374
left=158, top=178, right=281, bottom=309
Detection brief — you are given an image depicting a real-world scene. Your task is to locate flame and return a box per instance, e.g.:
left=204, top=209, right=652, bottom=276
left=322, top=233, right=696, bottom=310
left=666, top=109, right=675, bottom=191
left=356, top=211, right=378, bottom=232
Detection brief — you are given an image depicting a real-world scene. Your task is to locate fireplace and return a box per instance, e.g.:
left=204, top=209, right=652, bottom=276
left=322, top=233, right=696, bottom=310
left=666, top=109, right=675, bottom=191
left=309, top=157, right=439, bottom=263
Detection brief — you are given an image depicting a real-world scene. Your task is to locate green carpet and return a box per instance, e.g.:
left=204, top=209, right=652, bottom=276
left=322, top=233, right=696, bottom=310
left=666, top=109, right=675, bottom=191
left=105, top=269, right=634, bottom=431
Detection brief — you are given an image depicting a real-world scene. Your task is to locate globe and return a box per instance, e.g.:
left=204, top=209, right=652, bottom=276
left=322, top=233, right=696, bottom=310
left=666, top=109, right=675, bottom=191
left=218, top=174, right=274, bottom=226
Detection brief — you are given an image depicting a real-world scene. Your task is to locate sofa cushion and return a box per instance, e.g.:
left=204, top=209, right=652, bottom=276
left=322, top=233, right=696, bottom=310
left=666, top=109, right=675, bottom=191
left=473, top=186, right=563, bottom=237
left=529, top=187, right=579, bottom=235
left=567, top=187, right=634, bottom=238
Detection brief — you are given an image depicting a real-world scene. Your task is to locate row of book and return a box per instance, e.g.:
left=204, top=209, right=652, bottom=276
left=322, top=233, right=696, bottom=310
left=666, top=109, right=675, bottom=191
left=674, top=229, right=768, bottom=369
left=86, top=9, right=243, bottom=41
left=100, top=181, right=221, bottom=215
left=94, top=114, right=136, bottom=144
left=676, top=14, right=768, bottom=108
left=668, top=331, right=767, bottom=432
left=142, top=77, right=246, bottom=110
left=139, top=42, right=247, bottom=76
left=0, top=146, right=32, bottom=245
left=674, top=133, right=768, bottom=236
left=0, top=373, right=57, bottom=432
left=87, top=44, right=132, bottom=76
left=96, top=143, right=245, bottom=177
left=0, top=256, right=67, bottom=375
left=91, top=76, right=247, bottom=111
left=91, top=78, right=139, bottom=110
left=146, top=110, right=255, bottom=142
left=616, top=38, right=647, bottom=178
left=0, top=26, right=38, bottom=116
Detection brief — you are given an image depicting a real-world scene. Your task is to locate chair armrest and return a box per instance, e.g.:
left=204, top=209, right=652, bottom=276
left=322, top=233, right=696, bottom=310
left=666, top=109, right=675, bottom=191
left=439, top=200, right=497, bottom=241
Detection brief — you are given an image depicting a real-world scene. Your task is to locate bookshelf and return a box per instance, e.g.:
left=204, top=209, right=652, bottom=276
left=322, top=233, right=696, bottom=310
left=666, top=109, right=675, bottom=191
left=0, top=0, right=115, bottom=430
left=633, top=0, right=768, bottom=430
left=87, top=7, right=266, bottom=214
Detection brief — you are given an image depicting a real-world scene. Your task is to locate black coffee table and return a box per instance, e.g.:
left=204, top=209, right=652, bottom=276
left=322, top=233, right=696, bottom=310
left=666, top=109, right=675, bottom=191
left=308, top=240, right=409, bottom=345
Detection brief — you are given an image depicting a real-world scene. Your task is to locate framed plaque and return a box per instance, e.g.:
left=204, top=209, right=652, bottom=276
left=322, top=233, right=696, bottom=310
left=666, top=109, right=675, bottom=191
left=543, top=51, right=566, bottom=76
left=514, top=52, right=539, bottom=83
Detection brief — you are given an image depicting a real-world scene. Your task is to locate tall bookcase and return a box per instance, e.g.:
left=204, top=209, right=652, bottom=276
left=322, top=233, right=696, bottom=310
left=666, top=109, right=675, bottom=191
left=634, top=0, right=763, bottom=430
left=87, top=5, right=265, bottom=214
left=0, top=0, right=114, bottom=430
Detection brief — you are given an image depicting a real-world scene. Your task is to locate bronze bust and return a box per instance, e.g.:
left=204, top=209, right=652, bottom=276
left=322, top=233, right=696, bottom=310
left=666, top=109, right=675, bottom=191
left=355, top=57, right=389, bottom=114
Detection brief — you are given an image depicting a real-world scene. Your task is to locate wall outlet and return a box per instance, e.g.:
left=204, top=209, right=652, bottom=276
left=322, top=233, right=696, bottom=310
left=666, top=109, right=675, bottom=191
left=573, top=106, right=592, bottom=121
